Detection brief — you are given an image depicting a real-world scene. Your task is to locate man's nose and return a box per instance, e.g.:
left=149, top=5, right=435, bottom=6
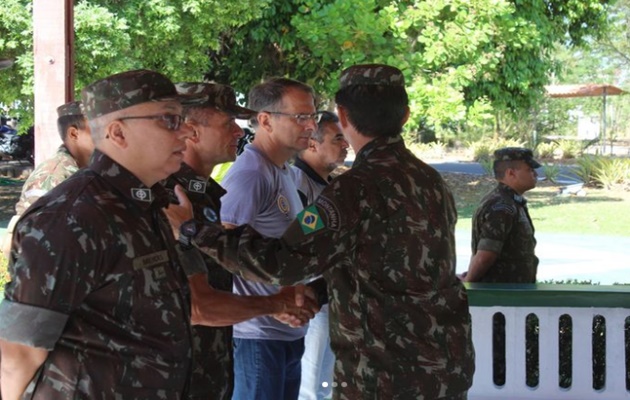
left=305, top=118, right=318, bottom=131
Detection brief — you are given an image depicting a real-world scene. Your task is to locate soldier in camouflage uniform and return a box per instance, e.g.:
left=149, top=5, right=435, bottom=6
left=464, top=147, right=541, bottom=283
left=0, top=69, right=204, bottom=399
left=168, top=64, right=475, bottom=400
left=292, top=110, right=348, bottom=400
left=0, top=101, right=94, bottom=256
left=167, top=82, right=316, bottom=400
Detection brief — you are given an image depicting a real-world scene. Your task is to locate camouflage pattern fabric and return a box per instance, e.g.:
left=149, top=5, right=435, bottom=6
left=175, top=82, right=256, bottom=120
left=81, top=69, right=203, bottom=119
left=56, top=100, right=83, bottom=118
left=471, top=182, right=539, bottom=283
left=493, top=147, right=541, bottom=169
left=0, top=150, right=193, bottom=399
left=164, top=163, right=234, bottom=400
left=339, top=64, right=405, bottom=88
left=190, top=135, right=475, bottom=400
left=15, top=145, right=79, bottom=215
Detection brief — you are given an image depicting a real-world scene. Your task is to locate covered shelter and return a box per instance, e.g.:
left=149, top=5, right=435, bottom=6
left=545, top=84, right=627, bottom=154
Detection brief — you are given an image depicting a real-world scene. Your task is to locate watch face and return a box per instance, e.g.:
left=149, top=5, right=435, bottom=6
left=181, top=221, right=198, bottom=236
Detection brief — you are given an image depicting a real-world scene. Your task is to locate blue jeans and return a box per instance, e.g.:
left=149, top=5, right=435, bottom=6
left=298, top=305, right=335, bottom=400
left=232, top=337, right=305, bottom=400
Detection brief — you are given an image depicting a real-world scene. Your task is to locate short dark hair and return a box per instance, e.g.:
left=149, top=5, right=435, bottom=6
left=248, top=78, right=314, bottom=114
left=334, top=85, right=408, bottom=138
left=493, top=160, right=523, bottom=179
left=57, top=115, right=87, bottom=141
left=311, top=111, right=339, bottom=143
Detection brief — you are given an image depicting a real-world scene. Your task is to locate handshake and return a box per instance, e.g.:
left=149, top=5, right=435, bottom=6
left=165, top=184, right=327, bottom=329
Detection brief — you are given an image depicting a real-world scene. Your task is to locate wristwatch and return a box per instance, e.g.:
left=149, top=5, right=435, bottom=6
left=179, top=219, right=199, bottom=250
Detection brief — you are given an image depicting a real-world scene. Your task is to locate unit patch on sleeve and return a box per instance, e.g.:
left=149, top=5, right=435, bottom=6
left=297, top=205, right=324, bottom=235
left=316, top=195, right=340, bottom=231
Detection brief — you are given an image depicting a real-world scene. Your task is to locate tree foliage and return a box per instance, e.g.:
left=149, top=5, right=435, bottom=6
left=209, top=0, right=611, bottom=138
left=0, top=0, right=269, bottom=131
left=0, top=0, right=613, bottom=138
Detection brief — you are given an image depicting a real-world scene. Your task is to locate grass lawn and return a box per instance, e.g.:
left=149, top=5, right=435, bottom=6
left=443, top=173, right=630, bottom=237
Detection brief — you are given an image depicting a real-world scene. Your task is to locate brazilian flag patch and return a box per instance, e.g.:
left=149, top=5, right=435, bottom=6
left=298, top=205, right=324, bottom=235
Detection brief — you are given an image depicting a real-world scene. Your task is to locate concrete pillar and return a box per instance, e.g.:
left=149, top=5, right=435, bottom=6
left=32, top=0, right=74, bottom=164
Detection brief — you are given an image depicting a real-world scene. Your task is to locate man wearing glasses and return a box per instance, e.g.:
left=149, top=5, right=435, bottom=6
left=166, top=82, right=317, bottom=400
left=0, top=69, right=201, bottom=399
left=218, top=78, right=320, bottom=400
left=168, top=65, right=475, bottom=400
left=292, top=110, right=348, bottom=400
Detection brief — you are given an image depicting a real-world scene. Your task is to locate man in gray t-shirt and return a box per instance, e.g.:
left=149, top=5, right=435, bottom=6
left=220, top=77, right=321, bottom=400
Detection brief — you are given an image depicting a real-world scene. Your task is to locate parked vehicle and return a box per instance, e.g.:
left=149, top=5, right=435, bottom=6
left=0, top=123, right=34, bottom=164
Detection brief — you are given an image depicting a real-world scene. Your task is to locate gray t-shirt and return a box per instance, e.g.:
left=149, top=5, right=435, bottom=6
left=220, top=145, right=306, bottom=340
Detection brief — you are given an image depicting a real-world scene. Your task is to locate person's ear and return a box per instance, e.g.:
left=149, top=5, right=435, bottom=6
left=258, top=112, right=273, bottom=132
left=337, top=105, right=349, bottom=128
left=66, top=126, right=80, bottom=142
left=308, top=138, right=318, bottom=152
left=401, top=106, right=410, bottom=126
left=187, top=123, right=201, bottom=143
left=106, top=120, right=127, bottom=149
left=506, top=166, right=518, bottom=179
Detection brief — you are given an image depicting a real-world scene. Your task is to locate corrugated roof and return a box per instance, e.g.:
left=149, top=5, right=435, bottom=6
left=545, top=84, right=626, bottom=98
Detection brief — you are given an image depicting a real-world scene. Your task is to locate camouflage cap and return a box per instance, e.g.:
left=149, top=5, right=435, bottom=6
left=339, top=64, right=405, bottom=89
left=56, top=101, right=83, bottom=118
left=175, top=82, right=257, bottom=119
left=494, top=147, right=542, bottom=168
left=81, top=69, right=205, bottom=120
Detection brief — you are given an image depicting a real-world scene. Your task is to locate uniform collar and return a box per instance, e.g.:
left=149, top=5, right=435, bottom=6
left=353, top=135, right=404, bottom=167
left=498, top=182, right=527, bottom=205
left=88, top=150, right=170, bottom=210
left=294, top=157, right=329, bottom=185
left=170, top=162, right=226, bottom=199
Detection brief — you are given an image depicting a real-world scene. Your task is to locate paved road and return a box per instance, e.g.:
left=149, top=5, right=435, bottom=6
left=430, top=160, right=582, bottom=184
left=2, top=159, right=627, bottom=284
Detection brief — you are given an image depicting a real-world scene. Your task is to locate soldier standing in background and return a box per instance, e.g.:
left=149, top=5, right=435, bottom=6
left=168, top=64, right=475, bottom=400
left=1, top=101, right=94, bottom=256
left=462, top=147, right=540, bottom=386
left=464, top=147, right=541, bottom=283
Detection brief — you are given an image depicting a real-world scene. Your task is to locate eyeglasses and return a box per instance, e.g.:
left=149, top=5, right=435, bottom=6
left=262, top=111, right=322, bottom=125
left=118, top=114, right=184, bottom=131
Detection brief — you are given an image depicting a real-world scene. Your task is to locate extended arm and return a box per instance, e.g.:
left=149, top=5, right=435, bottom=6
left=166, top=184, right=350, bottom=286
left=464, top=249, right=498, bottom=282
left=188, top=273, right=318, bottom=327
left=0, top=339, right=48, bottom=400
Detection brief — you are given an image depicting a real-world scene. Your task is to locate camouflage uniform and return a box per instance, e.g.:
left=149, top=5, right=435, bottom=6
left=2, top=101, right=84, bottom=257
left=0, top=69, right=205, bottom=399
left=165, top=163, right=234, bottom=400
left=471, top=148, right=540, bottom=283
left=188, top=134, right=475, bottom=399
left=0, top=150, right=193, bottom=399
left=15, top=144, right=79, bottom=214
